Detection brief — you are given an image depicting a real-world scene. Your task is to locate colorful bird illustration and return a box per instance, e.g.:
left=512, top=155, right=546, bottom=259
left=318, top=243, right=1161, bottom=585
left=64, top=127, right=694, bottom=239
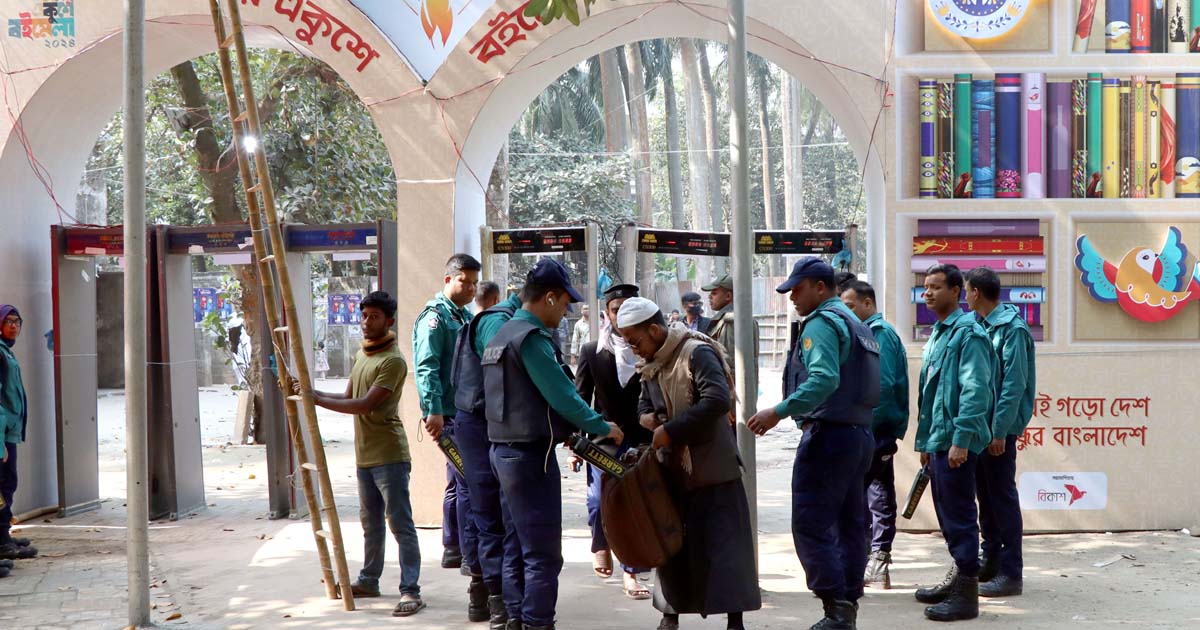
left=1064, top=484, right=1087, bottom=506
left=1075, top=226, right=1200, bottom=323
left=421, top=0, right=454, bottom=47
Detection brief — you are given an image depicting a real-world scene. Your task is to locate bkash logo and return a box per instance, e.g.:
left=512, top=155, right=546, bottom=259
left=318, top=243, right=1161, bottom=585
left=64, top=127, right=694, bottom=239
left=1065, top=484, right=1087, bottom=506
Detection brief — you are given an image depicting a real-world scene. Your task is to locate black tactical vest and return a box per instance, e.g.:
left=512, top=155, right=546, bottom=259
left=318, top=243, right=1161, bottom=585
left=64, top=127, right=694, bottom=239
left=451, top=302, right=517, bottom=415
left=785, top=306, right=881, bottom=426
left=481, top=318, right=573, bottom=443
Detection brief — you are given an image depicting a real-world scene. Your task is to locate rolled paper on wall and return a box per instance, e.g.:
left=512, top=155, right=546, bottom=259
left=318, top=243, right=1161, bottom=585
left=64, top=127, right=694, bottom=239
left=1149, top=81, right=1162, bottom=198
left=1022, top=73, right=1047, bottom=199
left=1132, top=76, right=1149, bottom=198
left=1168, top=0, right=1191, bottom=53
left=916, top=219, right=1041, bottom=236
left=910, top=255, right=1046, bottom=273
left=1103, top=78, right=1121, bottom=198
left=912, top=236, right=1044, bottom=255
left=1132, top=0, right=1152, bottom=52
left=1072, top=79, right=1090, bottom=198
left=919, top=79, right=939, bottom=198
left=996, top=74, right=1022, bottom=198
left=1152, top=0, right=1168, bottom=52
left=954, top=74, right=973, bottom=198
left=1120, top=80, right=1132, bottom=198
left=1107, top=0, right=1133, bottom=53
left=1087, top=73, right=1104, bottom=197
left=910, top=286, right=1045, bottom=304
left=1048, top=82, right=1073, bottom=198
left=973, top=79, right=996, bottom=198
left=1176, top=73, right=1200, bottom=198
left=1161, top=81, right=1177, bottom=198
left=938, top=81, right=956, bottom=199
left=1075, top=0, right=1100, bottom=53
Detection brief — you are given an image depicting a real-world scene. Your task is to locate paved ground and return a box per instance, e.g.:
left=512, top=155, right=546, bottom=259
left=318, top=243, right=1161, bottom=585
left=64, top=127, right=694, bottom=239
left=3, top=379, right=1200, bottom=628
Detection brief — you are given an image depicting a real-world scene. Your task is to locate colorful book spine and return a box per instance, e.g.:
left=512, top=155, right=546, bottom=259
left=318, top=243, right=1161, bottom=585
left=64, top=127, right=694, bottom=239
left=1076, top=0, right=1100, bottom=52
left=1152, top=0, right=1169, bottom=51
left=910, top=287, right=1046, bottom=304
left=1149, top=81, right=1162, bottom=198
left=1132, top=76, right=1149, bottom=198
left=937, top=81, right=955, bottom=199
left=1162, top=81, right=1177, bottom=198
left=972, top=80, right=996, bottom=199
left=1107, top=0, right=1133, bottom=52
left=995, top=74, right=1022, bottom=198
left=1022, top=73, right=1046, bottom=199
left=1194, top=0, right=1200, bottom=50
left=919, top=79, right=938, bottom=199
left=954, top=74, right=973, bottom=198
left=1169, top=1, right=1192, bottom=53
left=1087, top=74, right=1104, bottom=197
left=1133, top=0, right=1152, bottom=52
left=910, top=255, right=1046, bottom=274
left=916, top=304, right=1041, bottom=326
left=916, top=219, right=1041, bottom=237
left=1048, top=82, right=1072, bottom=198
left=912, top=237, right=1044, bottom=255
left=1102, top=78, right=1121, bottom=198
left=1072, top=79, right=1089, bottom=198
left=1178, top=73, right=1200, bottom=198
left=1120, top=80, right=1132, bottom=198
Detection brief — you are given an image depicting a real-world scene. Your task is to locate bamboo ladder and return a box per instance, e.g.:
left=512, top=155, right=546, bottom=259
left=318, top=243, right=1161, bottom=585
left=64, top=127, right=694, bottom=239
left=206, top=0, right=354, bottom=609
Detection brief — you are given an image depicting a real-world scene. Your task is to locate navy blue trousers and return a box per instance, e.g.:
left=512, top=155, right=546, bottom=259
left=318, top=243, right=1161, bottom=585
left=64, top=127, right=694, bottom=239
left=443, top=419, right=480, bottom=575
left=0, top=442, right=16, bottom=541
left=492, top=441, right=563, bottom=627
left=455, top=409, right=514, bottom=594
left=929, top=449, right=981, bottom=578
left=791, top=422, right=874, bottom=602
left=976, top=434, right=1023, bottom=579
left=863, top=435, right=898, bottom=553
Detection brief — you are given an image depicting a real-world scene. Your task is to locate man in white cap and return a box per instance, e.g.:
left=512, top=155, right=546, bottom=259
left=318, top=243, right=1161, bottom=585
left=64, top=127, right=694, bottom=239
left=617, top=297, right=760, bottom=630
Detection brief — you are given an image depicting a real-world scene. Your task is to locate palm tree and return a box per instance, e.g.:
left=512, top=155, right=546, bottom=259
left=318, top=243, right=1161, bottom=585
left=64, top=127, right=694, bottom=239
left=679, top=39, right=714, bottom=286
left=696, top=40, right=725, bottom=276
left=750, top=55, right=780, bottom=276
left=624, top=42, right=656, bottom=296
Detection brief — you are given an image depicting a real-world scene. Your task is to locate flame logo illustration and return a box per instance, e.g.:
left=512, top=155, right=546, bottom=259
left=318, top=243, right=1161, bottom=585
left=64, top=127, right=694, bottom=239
left=421, top=0, right=454, bottom=46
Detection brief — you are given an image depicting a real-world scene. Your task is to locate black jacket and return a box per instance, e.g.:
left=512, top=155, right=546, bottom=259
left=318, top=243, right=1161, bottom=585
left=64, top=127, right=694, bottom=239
left=575, top=341, right=653, bottom=446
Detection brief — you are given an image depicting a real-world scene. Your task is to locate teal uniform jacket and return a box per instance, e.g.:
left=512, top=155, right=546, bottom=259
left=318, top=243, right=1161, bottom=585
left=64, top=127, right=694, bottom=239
left=981, top=303, right=1036, bottom=439
left=508, top=309, right=611, bottom=437
left=774, top=297, right=854, bottom=421
left=864, top=313, right=909, bottom=440
left=474, top=294, right=522, bottom=357
left=0, top=341, right=27, bottom=444
left=412, top=293, right=471, bottom=417
left=915, top=308, right=995, bottom=455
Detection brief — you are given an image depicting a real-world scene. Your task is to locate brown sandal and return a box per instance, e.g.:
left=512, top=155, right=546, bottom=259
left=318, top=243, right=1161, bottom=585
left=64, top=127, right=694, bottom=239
left=622, top=573, right=650, bottom=600
left=592, top=549, right=613, bottom=578
left=392, top=594, right=426, bottom=617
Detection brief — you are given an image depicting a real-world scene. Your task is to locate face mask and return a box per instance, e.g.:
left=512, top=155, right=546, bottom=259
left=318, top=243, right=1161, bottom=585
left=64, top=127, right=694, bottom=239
left=686, top=303, right=702, bottom=316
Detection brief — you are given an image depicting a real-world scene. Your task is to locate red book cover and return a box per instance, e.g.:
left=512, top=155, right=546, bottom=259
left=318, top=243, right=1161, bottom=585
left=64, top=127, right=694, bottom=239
left=1132, top=0, right=1151, bottom=53
left=912, top=236, right=1044, bottom=255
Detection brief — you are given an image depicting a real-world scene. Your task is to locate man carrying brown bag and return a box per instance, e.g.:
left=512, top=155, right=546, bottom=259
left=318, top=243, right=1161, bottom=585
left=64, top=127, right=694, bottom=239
left=615, top=297, right=760, bottom=630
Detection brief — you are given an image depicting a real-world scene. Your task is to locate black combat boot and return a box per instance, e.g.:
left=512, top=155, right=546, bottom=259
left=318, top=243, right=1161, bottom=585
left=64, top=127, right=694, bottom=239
left=504, top=620, right=523, bottom=630
left=442, top=546, right=463, bottom=569
left=0, top=543, right=36, bottom=560
left=915, top=565, right=957, bottom=604
left=468, top=576, right=489, bottom=622
left=979, top=573, right=1023, bottom=597
left=524, top=625, right=554, bottom=630
left=977, top=553, right=999, bottom=583
left=488, top=594, right=508, bottom=630
left=864, top=550, right=892, bottom=589
left=924, top=574, right=979, bottom=622
left=809, top=598, right=857, bottom=630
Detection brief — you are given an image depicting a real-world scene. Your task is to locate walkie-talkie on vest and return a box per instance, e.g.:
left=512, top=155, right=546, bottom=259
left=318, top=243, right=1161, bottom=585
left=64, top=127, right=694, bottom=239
left=902, top=465, right=931, bottom=519
left=437, top=433, right=466, bottom=477
left=566, top=434, right=629, bottom=478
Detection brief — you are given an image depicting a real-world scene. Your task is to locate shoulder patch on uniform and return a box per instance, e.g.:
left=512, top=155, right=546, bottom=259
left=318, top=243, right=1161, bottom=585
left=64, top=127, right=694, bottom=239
left=802, top=337, right=813, bottom=351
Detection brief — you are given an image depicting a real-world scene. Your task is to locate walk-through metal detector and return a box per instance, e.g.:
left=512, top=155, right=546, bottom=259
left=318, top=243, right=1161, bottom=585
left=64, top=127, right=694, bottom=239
left=479, top=224, right=600, bottom=343
left=50, top=220, right=397, bottom=521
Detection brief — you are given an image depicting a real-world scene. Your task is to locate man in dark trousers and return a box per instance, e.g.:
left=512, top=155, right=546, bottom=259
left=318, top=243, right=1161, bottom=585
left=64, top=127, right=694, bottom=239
left=619, top=297, right=760, bottom=630
left=574, top=284, right=653, bottom=599
left=451, top=282, right=523, bottom=629
left=965, top=267, right=1034, bottom=598
left=679, top=291, right=710, bottom=332
left=483, top=258, right=624, bottom=630
left=413, top=253, right=482, bottom=618
left=913, top=264, right=996, bottom=622
left=748, top=259, right=880, bottom=630
left=840, top=280, right=909, bottom=590
left=1, top=305, right=36, bottom=573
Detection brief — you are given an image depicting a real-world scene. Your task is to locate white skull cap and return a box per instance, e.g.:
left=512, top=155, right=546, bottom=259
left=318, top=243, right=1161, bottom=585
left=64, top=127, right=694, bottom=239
left=616, top=296, right=661, bottom=328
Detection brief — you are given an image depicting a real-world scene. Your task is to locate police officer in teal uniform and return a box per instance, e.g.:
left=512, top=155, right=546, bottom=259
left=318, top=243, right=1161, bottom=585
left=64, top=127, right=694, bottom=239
left=748, top=258, right=880, bottom=630
left=965, top=267, right=1034, bottom=599
left=452, top=282, right=523, bottom=629
left=839, top=280, right=908, bottom=590
left=913, top=264, right=996, bottom=622
left=413, top=254, right=481, bottom=614
left=483, top=258, right=624, bottom=630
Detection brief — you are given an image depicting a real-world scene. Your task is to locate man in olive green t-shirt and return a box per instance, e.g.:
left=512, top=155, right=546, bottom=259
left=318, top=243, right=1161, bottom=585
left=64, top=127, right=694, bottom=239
left=306, top=291, right=424, bottom=617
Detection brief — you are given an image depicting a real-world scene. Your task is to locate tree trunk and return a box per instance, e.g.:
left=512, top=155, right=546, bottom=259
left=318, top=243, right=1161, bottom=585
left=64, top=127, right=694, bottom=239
left=599, top=49, right=629, bottom=154
left=696, top=41, right=725, bottom=276
left=782, top=76, right=821, bottom=231
left=662, top=40, right=688, bottom=282
left=486, top=140, right=511, bottom=289
left=625, top=43, right=656, bottom=297
left=679, top=40, right=714, bottom=287
left=755, top=65, right=780, bottom=276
